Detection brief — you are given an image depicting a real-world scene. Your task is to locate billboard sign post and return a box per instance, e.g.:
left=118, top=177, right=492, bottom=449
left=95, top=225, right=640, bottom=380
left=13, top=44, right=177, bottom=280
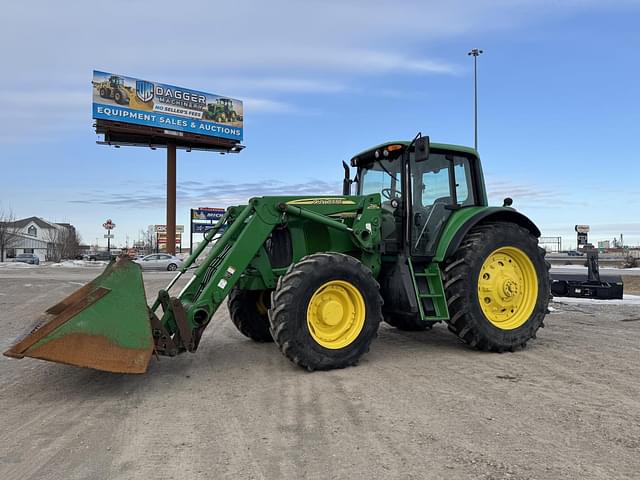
left=93, top=70, right=244, bottom=255
left=102, top=219, right=116, bottom=253
left=575, top=225, right=590, bottom=249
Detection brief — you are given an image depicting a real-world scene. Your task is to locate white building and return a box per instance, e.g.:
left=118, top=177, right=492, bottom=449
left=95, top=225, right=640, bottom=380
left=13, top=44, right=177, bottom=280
left=1, top=217, right=77, bottom=262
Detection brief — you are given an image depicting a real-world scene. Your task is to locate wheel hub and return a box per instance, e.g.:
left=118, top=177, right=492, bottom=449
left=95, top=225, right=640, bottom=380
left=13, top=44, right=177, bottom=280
left=502, top=279, right=518, bottom=298
left=307, top=280, right=365, bottom=349
left=478, top=246, right=538, bottom=330
left=318, top=299, right=344, bottom=326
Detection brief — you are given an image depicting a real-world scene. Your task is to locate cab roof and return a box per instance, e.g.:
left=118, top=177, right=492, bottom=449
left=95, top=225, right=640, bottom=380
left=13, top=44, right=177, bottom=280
left=350, top=140, right=478, bottom=167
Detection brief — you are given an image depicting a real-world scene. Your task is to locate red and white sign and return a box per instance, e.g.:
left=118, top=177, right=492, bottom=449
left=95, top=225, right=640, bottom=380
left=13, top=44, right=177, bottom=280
left=103, top=219, right=116, bottom=230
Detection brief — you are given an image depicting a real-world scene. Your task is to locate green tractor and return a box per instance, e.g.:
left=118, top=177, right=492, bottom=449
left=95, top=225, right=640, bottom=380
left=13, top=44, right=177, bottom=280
left=96, top=75, right=130, bottom=105
left=203, top=98, right=241, bottom=123
left=5, top=136, right=549, bottom=373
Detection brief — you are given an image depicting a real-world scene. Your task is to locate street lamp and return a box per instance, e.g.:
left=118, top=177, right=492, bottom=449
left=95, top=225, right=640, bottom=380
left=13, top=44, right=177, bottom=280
left=467, top=48, right=484, bottom=151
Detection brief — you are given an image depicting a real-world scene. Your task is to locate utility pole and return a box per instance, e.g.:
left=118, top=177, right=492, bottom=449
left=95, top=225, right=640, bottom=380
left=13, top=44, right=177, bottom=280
left=467, top=48, right=483, bottom=151
left=167, top=142, right=177, bottom=255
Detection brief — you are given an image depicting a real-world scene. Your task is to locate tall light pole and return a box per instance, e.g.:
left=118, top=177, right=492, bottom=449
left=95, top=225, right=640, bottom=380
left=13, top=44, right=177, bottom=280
left=468, top=48, right=483, bottom=151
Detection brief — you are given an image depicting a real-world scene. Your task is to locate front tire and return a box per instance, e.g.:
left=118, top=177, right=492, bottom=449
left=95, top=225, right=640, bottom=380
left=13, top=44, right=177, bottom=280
left=443, top=222, right=549, bottom=352
left=269, top=253, right=382, bottom=371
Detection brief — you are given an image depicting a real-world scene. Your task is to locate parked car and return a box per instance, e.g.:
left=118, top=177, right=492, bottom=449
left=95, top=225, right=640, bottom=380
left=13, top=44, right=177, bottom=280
left=13, top=253, right=40, bottom=265
left=134, top=254, right=183, bottom=271
left=567, top=250, right=584, bottom=257
left=85, top=251, right=115, bottom=261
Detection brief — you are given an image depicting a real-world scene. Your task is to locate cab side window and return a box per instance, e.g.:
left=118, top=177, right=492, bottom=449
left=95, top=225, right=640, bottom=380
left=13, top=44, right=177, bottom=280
left=419, top=155, right=473, bottom=207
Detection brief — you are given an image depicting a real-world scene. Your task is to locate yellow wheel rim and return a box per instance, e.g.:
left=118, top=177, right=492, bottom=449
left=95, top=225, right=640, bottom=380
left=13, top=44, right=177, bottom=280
left=306, top=280, right=366, bottom=349
left=256, top=291, right=269, bottom=316
left=478, top=246, right=538, bottom=330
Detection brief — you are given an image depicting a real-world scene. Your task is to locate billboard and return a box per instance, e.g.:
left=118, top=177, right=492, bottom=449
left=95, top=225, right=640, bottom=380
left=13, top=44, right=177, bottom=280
left=192, top=208, right=226, bottom=221
left=92, top=70, right=243, bottom=142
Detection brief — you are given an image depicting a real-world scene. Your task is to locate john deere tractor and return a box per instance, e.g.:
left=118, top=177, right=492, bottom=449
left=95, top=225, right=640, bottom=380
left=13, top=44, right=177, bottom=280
left=96, top=75, right=130, bottom=105
left=203, top=98, right=241, bottom=123
left=5, top=135, right=549, bottom=374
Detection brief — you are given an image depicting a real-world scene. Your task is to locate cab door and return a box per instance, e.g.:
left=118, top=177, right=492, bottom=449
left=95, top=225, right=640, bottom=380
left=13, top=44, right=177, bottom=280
left=410, top=153, right=475, bottom=257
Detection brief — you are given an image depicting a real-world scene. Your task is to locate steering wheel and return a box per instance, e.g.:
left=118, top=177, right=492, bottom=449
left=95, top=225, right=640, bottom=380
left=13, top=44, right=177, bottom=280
left=381, top=188, right=400, bottom=200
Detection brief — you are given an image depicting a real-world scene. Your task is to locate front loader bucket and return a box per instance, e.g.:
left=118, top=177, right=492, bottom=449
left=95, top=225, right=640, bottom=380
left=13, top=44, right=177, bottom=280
left=4, top=257, right=153, bottom=374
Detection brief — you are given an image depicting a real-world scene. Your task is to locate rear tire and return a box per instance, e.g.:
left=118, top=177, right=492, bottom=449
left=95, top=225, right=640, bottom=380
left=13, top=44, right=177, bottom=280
left=269, top=252, right=382, bottom=371
left=443, top=222, right=549, bottom=352
left=228, top=287, right=274, bottom=342
left=167, top=263, right=178, bottom=271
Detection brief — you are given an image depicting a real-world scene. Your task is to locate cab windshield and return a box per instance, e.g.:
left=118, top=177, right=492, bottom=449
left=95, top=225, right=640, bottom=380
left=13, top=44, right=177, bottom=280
left=359, top=157, right=403, bottom=198
left=358, top=151, right=474, bottom=207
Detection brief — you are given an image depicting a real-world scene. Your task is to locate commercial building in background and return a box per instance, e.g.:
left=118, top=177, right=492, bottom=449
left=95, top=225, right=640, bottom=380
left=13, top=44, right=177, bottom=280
left=0, top=217, right=79, bottom=262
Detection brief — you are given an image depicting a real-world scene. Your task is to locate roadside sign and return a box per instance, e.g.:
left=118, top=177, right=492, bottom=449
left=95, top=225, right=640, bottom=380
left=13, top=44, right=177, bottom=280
left=157, top=233, right=181, bottom=246
left=104, top=233, right=114, bottom=239
left=192, top=223, right=227, bottom=234
left=190, top=207, right=226, bottom=253
left=154, top=225, right=184, bottom=233
left=192, top=208, right=225, bottom=221
left=103, top=219, right=116, bottom=230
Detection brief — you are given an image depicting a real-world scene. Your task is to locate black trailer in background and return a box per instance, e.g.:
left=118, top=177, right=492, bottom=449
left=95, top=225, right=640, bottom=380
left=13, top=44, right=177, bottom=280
left=550, top=249, right=624, bottom=300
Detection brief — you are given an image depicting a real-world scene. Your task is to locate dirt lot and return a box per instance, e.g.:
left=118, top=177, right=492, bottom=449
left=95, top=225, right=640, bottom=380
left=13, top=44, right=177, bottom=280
left=622, top=275, right=640, bottom=294
left=1, top=267, right=639, bottom=480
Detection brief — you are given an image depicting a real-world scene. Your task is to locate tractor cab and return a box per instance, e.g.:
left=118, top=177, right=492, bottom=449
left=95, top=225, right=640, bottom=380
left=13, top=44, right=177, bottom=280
left=350, top=138, right=486, bottom=257
left=109, top=76, right=124, bottom=87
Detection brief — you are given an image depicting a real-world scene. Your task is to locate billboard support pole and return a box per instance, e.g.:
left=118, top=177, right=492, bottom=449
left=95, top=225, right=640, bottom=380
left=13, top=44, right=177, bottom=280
left=167, top=142, right=177, bottom=255
left=189, top=209, right=194, bottom=255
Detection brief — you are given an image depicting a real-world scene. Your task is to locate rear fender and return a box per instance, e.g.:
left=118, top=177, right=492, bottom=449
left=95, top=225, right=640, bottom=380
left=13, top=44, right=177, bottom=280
left=433, top=207, right=541, bottom=263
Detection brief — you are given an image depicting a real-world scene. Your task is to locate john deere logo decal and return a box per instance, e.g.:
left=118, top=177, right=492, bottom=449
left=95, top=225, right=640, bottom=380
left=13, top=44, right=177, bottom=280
left=287, top=198, right=356, bottom=206
left=136, top=80, right=154, bottom=103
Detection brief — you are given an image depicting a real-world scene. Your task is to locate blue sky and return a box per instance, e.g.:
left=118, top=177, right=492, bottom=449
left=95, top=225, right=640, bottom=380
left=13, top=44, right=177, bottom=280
left=1, top=0, right=639, bottom=249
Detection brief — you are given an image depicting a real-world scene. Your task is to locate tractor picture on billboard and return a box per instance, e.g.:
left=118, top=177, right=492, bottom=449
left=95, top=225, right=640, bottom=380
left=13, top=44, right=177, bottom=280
left=92, top=70, right=243, bottom=141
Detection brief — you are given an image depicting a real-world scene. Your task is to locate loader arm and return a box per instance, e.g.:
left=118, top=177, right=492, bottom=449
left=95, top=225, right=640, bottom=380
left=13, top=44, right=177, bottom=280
left=150, top=200, right=278, bottom=354
left=4, top=194, right=381, bottom=373
left=148, top=194, right=382, bottom=358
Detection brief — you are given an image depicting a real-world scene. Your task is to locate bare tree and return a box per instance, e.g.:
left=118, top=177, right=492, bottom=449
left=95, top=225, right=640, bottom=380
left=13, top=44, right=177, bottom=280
left=0, top=209, right=20, bottom=262
left=143, top=227, right=156, bottom=254
left=45, top=225, right=81, bottom=262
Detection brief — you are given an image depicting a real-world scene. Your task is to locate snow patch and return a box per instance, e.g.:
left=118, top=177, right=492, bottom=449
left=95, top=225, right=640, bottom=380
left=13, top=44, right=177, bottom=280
left=50, top=260, right=108, bottom=268
left=552, top=294, right=640, bottom=306
left=551, top=265, right=640, bottom=271
left=0, top=262, right=36, bottom=268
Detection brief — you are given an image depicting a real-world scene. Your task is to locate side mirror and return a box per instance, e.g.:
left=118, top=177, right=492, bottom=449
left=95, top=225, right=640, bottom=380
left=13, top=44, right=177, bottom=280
left=414, top=136, right=430, bottom=162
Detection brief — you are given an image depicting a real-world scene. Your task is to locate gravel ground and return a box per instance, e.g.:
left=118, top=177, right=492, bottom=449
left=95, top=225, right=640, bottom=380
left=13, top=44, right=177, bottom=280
left=622, top=276, right=640, bottom=294
left=0, top=267, right=639, bottom=480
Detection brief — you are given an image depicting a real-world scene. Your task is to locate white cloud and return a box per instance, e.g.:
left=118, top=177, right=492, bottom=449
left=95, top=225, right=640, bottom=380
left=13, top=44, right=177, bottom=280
left=1, top=0, right=636, bottom=142
left=242, top=97, right=299, bottom=114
